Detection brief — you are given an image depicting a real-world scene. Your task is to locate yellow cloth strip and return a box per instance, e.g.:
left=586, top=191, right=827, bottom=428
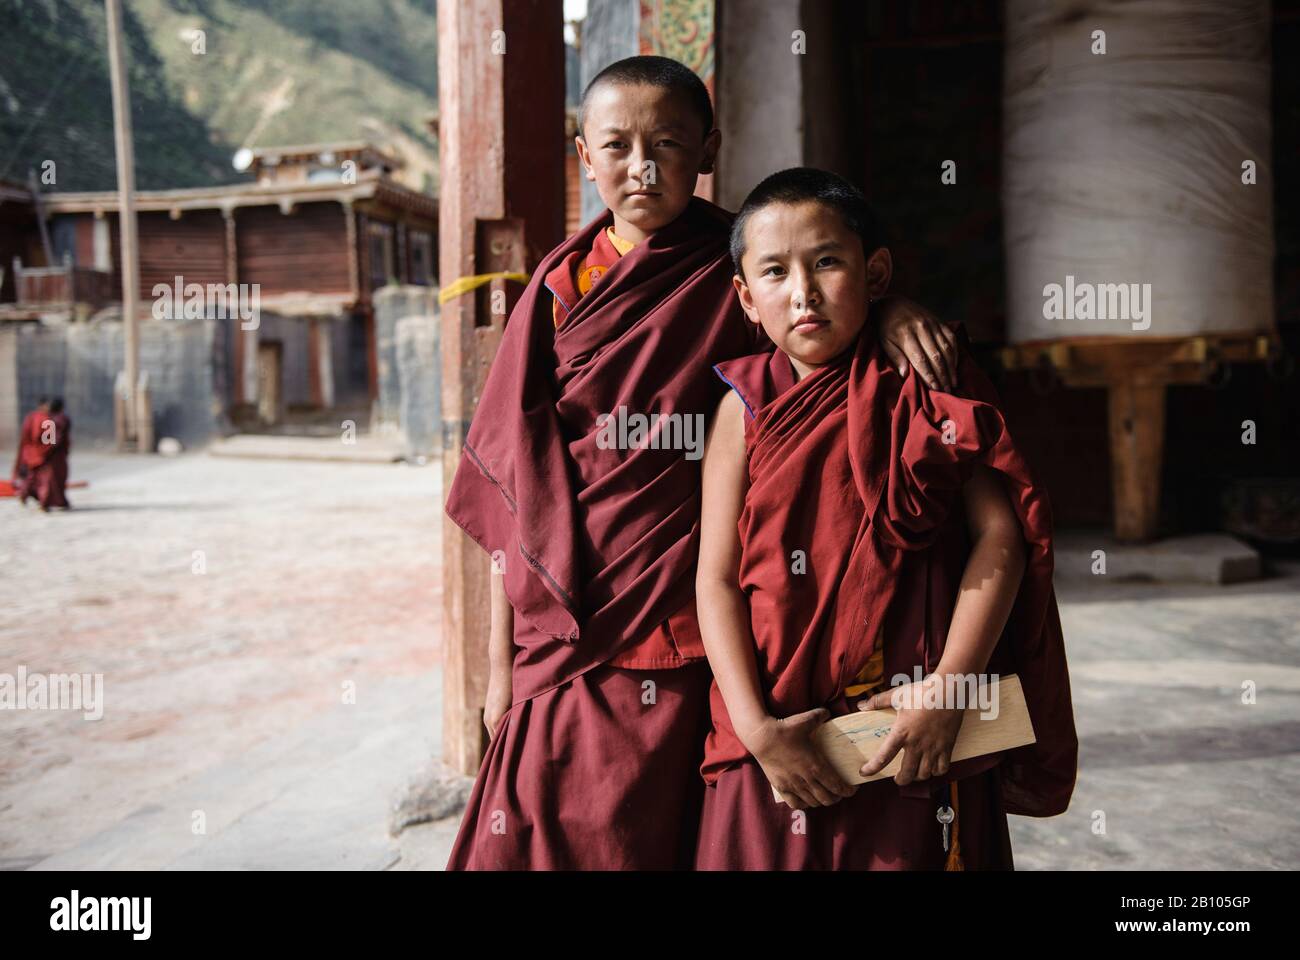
left=843, top=645, right=886, bottom=697
left=946, top=782, right=964, bottom=871
left=437, top=271, right=530, bottom=306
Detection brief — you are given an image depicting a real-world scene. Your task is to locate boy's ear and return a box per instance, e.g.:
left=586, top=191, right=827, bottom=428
left=574, top=135, right=596, bottom=181
left=865, top=247, right=893, bottom=298
left=732, top=273, right=760, bottom=324
left=700, top=128, right=722, bottom=175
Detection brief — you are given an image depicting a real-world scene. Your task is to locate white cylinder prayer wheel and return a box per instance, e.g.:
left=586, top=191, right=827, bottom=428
left=1002, top=0, right=1274, bottom=343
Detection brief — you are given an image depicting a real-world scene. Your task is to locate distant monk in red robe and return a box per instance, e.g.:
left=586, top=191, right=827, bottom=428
left=10, top=395, right=48, bottom=496
left=694, top=169, right=1077, bottom=870
left=444, top=59, right=964, bottom=870
left=16, top=396, right=72, bottom=511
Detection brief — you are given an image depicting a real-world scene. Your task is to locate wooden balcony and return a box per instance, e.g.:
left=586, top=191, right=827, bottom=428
left=11, top=254, right=114, bottom=309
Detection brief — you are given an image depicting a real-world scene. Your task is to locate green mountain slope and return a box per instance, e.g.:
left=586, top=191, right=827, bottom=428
left=0, top=0, right=439, bottom=193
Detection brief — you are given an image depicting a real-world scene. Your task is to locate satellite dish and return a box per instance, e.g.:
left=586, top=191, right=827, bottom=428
left=232, top=148, right=254, bottom=171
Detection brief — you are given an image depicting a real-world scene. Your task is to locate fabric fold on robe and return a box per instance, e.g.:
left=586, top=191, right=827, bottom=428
left=701, top=320, right=1078, bottom=820
left=449, top=658, right=715, bottom=870
left=444, top=197, right=758, bottom=704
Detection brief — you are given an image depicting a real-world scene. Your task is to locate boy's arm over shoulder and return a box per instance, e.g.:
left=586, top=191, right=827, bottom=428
left=897, top=318, right=974, bottom=399
left=874, top=297, right=961, bottom=393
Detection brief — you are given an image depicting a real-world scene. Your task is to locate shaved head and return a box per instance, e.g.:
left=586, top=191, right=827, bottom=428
left=579, top=55, right=713, bottom=141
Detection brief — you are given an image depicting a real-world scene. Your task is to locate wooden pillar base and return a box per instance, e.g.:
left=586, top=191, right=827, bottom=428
left=1107, top=377, right=1166, bottom=542
left=999, top=333, right=1281, bottom=545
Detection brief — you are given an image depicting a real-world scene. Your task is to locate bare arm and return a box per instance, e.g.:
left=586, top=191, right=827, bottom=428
left=695, top=391, right=767, bottom=741
left=483, top=560, right=515, bottom=740
left=859, top=464, right=1027, bottom=784
left=937, top=464, right=1027, bottom=678
left=696, top=391, right=853, bottom=808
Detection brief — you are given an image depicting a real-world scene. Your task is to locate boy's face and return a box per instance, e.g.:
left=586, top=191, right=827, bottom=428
left=733, top=200, right=891, bottom=377
left=575, top=82, right=720, bottom=241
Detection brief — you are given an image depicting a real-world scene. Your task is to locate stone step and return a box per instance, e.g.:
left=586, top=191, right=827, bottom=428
left=207, top=433, right=405, bottom=464
left=1053, top=531, right=1262, bottom=585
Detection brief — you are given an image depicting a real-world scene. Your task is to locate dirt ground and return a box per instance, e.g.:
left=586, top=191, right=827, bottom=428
left=2, top=448, right=1297, bottom=871
left=0, top=450, right=444, bottom=869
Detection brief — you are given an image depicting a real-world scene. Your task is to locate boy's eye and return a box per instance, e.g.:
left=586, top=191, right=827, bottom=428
left=655, top=139, right=680, bottom=148
left=816, top=256, right=840, bottom=268
left=604, top=141, right=627, bottom=150
left=761, top=265, right=786, bottom=278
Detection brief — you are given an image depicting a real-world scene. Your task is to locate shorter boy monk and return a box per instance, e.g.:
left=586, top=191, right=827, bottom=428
left=694, top=168, right=1077, bottom=870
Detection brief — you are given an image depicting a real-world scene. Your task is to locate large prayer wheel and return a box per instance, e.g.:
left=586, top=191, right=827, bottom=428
left=1002, top=0, right=1274, bottom=343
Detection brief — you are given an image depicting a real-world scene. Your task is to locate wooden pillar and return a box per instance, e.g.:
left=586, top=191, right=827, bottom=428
left=356, top=211, right=378, bottom=401
left=397, top=220, right=408, bottom=283
left=1107, top=377, right=1167, bottom=542
left=223, top=208, right=243, bottom=407
left=317, top=319, right=335, bottom=408
left=438, top=0, right=566, bottom=775
left=343, top=200, right=359, bottom=303
left=1001, top=335, right=1278, bottom=543
left=105, top=0, right=142, bottom=447
left=307, top=317, right=323, bottom=408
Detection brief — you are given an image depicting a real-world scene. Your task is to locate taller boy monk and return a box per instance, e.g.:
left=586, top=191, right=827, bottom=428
left=443, top=56, right=963, bottom=870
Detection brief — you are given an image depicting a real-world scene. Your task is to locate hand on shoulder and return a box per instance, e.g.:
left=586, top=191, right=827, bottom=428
left=874, top=296, right=962, bottom=393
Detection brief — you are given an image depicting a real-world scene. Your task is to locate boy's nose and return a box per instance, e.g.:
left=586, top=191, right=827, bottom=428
left=627, top=149, right=647, bottom=182
left=792, top=284, right=821, bottom=311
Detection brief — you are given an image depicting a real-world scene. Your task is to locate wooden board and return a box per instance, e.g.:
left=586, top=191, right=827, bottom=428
left=770, top=674, right=1036, bottom=801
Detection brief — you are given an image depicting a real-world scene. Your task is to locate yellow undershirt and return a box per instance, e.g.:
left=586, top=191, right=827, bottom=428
left=844, top=644, right=886, bottom=697
left=605, top=226, right=636, bottom=257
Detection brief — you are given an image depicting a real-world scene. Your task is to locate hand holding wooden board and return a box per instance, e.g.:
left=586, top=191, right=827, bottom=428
left=770, top=674, right=1036, bottom=802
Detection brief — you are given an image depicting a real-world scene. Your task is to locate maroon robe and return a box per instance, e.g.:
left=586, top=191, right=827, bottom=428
left=695, top=320, right=1077, bottom=870
left=15, top=409, right=70, bottom=509
left=443, top=199, right=761, bottom=869
left=10, top=409, right=43, bottom=487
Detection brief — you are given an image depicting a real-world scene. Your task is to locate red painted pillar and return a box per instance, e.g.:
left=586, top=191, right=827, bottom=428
left=438, top=0, right=566, bottom=775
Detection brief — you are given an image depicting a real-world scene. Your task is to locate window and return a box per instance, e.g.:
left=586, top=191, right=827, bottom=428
left=409, top=230, right=433, bottom=286
left=367, top=221, right=394, bottom=289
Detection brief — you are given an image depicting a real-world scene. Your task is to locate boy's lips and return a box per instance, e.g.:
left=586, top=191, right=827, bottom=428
left=792, top=315, right=830, bottom=334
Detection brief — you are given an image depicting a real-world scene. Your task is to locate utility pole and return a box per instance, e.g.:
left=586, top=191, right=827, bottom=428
left=26, top=169, right=54, bottom=265
left=105, top=0, right=143, bottom=449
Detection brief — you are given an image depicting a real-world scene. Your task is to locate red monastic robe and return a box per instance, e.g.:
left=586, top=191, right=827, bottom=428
left=10, top=409, right=43, bottom=484
left=14, top=409, right=70, bottom=509
left=695, top=321, right=1078, bottom=870
left=443, top=199, right=761, bottom=869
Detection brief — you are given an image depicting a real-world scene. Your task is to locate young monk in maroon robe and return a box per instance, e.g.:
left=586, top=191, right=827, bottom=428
left=443, top=59, right=965, bottom=871
left=16, top=396, right=72, bottom=511
left=695, top=168, right=1077, bottom=870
